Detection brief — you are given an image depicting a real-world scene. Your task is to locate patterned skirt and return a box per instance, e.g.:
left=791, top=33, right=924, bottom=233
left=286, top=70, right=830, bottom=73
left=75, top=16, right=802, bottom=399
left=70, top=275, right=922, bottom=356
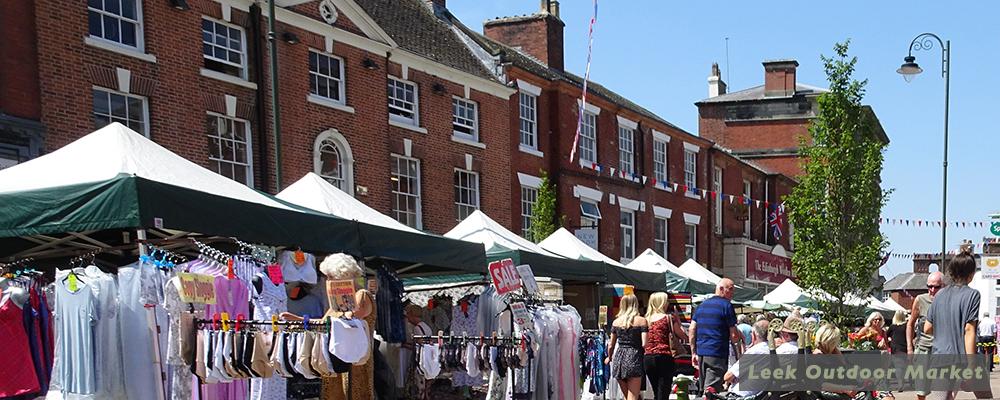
left=611, top=345, right=644, bottom=379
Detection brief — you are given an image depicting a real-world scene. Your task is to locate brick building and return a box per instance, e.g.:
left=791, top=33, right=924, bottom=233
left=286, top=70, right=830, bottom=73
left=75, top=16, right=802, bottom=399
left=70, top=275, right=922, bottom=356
left=0, top=0, right=516, bottom=235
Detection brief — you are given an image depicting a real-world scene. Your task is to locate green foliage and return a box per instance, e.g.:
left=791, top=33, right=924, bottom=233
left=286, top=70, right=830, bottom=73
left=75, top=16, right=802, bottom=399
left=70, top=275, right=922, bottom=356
left=785, top=41, right=891, bottom=329
left=529, top=170, right=561, bottom=243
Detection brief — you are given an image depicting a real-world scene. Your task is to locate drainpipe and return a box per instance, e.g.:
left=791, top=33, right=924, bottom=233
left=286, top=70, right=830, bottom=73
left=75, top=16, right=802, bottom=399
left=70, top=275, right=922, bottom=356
left=764, top=178, right=770, bottom=245
left=249, top=4, right=270, bottom=192
left=267, top=0, right=283, bottom=191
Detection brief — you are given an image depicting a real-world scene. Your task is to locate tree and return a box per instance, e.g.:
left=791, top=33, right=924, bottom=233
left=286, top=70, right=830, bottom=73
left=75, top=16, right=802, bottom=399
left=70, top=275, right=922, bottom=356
left=785, top=41, right=890, bottom=328
left=529, top=170, right=561, bottom=243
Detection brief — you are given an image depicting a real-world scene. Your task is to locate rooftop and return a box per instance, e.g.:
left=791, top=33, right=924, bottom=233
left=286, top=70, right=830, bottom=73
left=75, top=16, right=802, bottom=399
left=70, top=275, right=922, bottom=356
left=696, top=83, right=828, bottom=104
left=883, top=272, right=929, bottom=291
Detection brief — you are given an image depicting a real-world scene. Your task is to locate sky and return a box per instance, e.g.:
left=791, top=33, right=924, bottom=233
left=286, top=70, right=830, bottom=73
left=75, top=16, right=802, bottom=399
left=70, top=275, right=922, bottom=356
left=447, top=0, right=1000, bottom=280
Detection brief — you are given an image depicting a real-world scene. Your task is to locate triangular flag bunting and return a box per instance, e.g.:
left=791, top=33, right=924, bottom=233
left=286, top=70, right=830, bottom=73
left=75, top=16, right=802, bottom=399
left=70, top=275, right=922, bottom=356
left=642, top=176, right=648, bottom=185
left=672, top=183, right=678, bottom=192
left=680, top=185, right=688, bottom=193
left=610, top=167, right=616, bottom=177
left=755, top=200, right=761, bottom=208
left=729, top=195, right=735, bottom=204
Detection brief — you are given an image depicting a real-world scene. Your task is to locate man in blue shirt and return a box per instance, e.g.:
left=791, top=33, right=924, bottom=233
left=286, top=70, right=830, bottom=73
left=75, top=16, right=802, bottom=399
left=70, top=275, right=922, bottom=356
left=689, top=278, right=744, bottom=394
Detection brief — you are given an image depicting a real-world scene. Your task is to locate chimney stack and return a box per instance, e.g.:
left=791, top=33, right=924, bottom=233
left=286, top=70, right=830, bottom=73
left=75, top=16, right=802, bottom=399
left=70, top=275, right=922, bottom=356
left=484, top=1, right=565, bottom=70
left=763, top=59, right=798, bottom=97
left=708, top=62, right=727, bottom=98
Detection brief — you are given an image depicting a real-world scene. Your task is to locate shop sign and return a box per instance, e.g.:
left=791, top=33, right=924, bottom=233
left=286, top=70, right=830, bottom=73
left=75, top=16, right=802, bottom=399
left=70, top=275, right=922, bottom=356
left=327, top=279, right=357, bottom=311
left=511, top=302, right=533, bottom=332
left=983, top=257, right=1000, bottom=279
left=177, top=272, right=217, bottom=304
left=575, top=228, right=598, bottom=249
left=489, top=258, right=522, bottom=295
left=746, top=247, right=794, bottom=284
left=516, top=264, right=539, bottom=294
left=991, top=222, right=1000, bottom=237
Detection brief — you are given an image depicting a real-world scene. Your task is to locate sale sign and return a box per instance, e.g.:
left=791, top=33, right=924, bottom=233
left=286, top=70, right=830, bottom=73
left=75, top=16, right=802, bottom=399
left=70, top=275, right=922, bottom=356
left=510, top=302, right=533, bottom=332
left=177, top=273, right=217, bottom=304
left=489, top=258, right=522, bottom=295
left=515, top=264, right=539, bottom=294
left=327, top=279, right=357, bottom=311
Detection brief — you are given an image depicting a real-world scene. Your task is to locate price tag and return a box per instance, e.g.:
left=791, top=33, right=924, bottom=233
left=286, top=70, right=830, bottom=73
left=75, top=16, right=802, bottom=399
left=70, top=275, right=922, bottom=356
left=220, top=312, right=230, bottom=331
left=327, top=279, right=356, bottom=311
left=177, top=272, right=217, bottom=304
left=510, top=302, right=533, bottom=332
left=515, top=264, right=538, bottom=294
left=488, top=258, right=522, bottom=295
left=267, top=264, right=283, bottom=285
left=598, top=305, right=608, bottom=327
left=68, top=274, right=79, bottom=292
left=226, top=259, right=235, bottom=280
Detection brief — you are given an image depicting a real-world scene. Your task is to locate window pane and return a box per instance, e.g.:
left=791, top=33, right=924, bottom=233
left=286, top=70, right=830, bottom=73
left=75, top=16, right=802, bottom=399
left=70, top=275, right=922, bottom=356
left=103, top=15, right=120, bottom=42
left=88, top=12, right=102, bottom=36
left=110, top=94, right=126, bottom=118
left=104, top=0, right=120, bottom=14
left=121, top=22, right=137, bottom=46
left=122, top=0, right=136, bottom=19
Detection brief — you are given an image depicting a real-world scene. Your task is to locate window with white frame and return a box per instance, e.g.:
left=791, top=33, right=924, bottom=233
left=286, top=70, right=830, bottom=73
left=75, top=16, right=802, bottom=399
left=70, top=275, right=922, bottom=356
left=654, top=217, right=668, bottom=257
left=684, top=149, right=697, bottom=192
left=202, top=18, right=247, bottom=79
left=578, top=112, right=597, bottom=163
left=743, top=180, right=752, bottom=238
left=618, top=126, right=634, bottom=175
left=620, top=210, right=635, bottom=261
left=88, top=0, right=143, bottom=49
left=713, top=166, right=723, bottom=234
left=454, top=169, right=479, bottom=221
left=653, top=139, right=668, bottom=183
left=580, top=200, right=601, bottom=248
left=391, top=154, right=421, bottom=229
left=207, top=113, right=252, bottom=186
left=309, top=51, right=345, bottom=103
left=452, top=97, right=478, bottom=141
left=685, top=223, right=697, bottom=260
left=519, top=92, right=537, bottom=149
left=313, top=130, right=353, bottom=194
left=521, top=186, right=538, bottom=240
left=93, top=88, right=148, bottom=137
left=387, top=77, right=418, bottom=125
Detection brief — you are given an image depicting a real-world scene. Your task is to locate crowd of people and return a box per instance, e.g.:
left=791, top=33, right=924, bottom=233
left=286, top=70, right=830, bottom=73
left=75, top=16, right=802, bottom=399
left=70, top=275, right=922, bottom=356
left=602, top=247, right=996, bottom=400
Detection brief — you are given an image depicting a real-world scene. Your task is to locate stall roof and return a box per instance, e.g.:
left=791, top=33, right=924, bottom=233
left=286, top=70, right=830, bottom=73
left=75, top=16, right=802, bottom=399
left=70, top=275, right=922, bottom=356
left=446, top=210, right=557, bottom=256
left=0, top=123, right=358, bottom=258
left=677, top=259, right=723, bottom=285
left=763, top=279, right=816, bottom=307
left=277, top=173, right=485, bottom=273
left=538, top=228, right=625, bottom=267
left=626, top=249, right=680, bottom=274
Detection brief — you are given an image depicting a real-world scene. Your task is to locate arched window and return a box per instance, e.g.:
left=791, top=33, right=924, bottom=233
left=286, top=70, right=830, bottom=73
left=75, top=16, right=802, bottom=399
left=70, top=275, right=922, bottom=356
left=313, top=129, right=354, bottom=195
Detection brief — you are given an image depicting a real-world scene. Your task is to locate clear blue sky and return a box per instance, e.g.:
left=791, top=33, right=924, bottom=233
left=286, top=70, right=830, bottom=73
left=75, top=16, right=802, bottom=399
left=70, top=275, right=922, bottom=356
left=448, top=0, right=1000, bottom=280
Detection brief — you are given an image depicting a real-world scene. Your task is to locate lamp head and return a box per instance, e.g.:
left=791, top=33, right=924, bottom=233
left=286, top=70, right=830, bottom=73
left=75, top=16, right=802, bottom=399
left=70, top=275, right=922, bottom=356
left=897, top=56, right=923, bottom=83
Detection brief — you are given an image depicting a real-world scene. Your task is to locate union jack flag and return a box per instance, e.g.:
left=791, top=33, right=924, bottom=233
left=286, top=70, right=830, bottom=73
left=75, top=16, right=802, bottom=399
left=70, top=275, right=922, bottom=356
left=770, top=205, right=785, bottom=242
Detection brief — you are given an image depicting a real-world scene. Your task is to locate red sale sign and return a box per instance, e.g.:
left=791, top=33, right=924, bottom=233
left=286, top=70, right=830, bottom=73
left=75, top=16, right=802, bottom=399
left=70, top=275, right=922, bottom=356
left=489, top=258, right=522, bottom=295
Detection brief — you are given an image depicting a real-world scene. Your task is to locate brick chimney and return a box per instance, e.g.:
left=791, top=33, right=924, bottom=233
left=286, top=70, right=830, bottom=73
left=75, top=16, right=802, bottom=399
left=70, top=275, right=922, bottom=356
left=708, top=62, right=727, bottom=98
left=763, top=59, right=798, bottom=97
left=483, top=0, right=564, bottom=70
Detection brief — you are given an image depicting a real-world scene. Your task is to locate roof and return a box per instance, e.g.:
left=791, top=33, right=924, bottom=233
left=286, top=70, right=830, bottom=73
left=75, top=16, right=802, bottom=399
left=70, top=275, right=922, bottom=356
left=352, top=0, right=497, bottom=81
left=883, top=272, right=929, bottom=291
left=697, top=83, right=828, bottom=104
left=277, top=172, right=421, bottom=233
left=455, top=20, right=698, bottom=139
left=537, top=227, right=624, bottom=267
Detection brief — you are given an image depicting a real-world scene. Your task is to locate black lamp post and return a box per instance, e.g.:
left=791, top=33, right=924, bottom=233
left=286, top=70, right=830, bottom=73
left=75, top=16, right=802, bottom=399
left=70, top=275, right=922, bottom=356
left=897, top=33, right=950, bottom=269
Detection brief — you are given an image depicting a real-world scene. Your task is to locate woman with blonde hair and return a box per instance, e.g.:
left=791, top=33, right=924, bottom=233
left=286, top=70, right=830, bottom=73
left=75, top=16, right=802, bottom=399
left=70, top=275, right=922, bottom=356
left=642, top=292, right=688, bottom=400
left=813, top=323, right=842, bottom=355
left=886, top=310, right=908, bottom=354
left=605, top=294, right=648, bottom=400
left=857, top=311, right=889, bottom=351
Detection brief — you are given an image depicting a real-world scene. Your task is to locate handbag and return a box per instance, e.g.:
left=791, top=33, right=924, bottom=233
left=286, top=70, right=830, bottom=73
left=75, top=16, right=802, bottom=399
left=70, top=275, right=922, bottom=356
left=668, top=314, right=690, bottom=357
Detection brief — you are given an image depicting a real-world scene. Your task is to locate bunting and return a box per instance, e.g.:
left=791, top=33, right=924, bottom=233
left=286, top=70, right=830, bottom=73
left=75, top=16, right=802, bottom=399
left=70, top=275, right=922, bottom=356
left=880, top=218, right=987, bottom=228
left=569, top=0, right=599, bottom=163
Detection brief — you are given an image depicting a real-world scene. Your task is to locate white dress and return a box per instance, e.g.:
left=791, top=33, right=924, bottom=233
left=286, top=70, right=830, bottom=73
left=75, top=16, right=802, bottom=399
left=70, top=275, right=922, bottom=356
left=250, top=274, right=288, bottom=400
left=163, top=277, right=205, bottom=400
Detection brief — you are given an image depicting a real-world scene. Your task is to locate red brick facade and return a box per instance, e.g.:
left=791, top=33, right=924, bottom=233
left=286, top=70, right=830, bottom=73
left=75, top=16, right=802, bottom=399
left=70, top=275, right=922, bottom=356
left=7, top=0, right=514, bottom=235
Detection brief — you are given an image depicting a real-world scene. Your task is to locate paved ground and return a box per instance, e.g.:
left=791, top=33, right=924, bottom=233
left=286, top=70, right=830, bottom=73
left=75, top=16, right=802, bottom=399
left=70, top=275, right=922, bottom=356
left=892, top=370, right=1000, bottom=399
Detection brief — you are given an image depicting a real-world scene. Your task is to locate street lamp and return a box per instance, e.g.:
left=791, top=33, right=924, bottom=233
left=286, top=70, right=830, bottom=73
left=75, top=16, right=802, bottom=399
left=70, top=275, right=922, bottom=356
left=897, top=33, right=950, bottom=270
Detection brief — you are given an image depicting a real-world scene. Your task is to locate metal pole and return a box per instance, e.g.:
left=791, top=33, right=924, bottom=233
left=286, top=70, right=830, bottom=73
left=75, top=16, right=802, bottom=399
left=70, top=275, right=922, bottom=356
left=940, top=40, right=950, bottom=270
left=267, top=0, right=283, bottom=191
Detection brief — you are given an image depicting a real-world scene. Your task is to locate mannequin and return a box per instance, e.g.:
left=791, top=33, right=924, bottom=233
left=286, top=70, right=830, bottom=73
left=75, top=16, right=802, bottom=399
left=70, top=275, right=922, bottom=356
left=282, top=254, right=375, bottom=400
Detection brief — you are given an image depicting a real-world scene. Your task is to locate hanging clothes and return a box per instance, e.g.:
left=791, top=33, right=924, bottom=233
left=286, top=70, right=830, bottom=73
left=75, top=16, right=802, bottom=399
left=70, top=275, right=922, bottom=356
left=279, top=251, right=317, bottom=284
left=450, top=295, right=483, bottom=388
left=200, top=275, right=250, bottom=400
left=250, top=272, right=287, bottom=400
left=82, top=265, right=126, bottom=400
left=118, top=262, right=168, bottom=400
left=375, top=266, right=405, bottom=344
left=54, top=271, right=99, bottom=396
left=0, top=290, right=41, bottom=397
left=163, top=276, right=204, bottom=400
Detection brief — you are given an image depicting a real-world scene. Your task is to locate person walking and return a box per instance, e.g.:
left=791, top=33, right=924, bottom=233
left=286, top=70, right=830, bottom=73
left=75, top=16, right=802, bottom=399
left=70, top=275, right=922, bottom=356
left=605, top=294, right=648, bottom=400
left=924, top=247, right=993, bottom=400
left=642, top=292, right=688, bottom=400
left=977, top=312, right=996, bottom=372
left=907, top=271, right=942, bottom=400
left=689, top=278, right=744, bottom=394
left=886, top=310, right=908, bottom=354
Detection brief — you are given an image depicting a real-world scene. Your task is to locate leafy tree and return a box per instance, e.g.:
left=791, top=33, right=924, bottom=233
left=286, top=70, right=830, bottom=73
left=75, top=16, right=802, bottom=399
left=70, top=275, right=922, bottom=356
left=529, top=170, right=561, bottom=242
left=785, top=41, right=890, bottom=328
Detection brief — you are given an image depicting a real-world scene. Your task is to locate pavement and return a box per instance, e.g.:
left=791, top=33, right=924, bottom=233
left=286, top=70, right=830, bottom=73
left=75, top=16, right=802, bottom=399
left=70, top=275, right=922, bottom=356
left=873, top=369, right=1000, bottom=400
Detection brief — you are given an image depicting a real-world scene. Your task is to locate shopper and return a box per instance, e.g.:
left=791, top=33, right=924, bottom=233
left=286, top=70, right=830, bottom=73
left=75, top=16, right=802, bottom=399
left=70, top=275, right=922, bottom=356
left=924, top=247, right=992, bottom=400
left=605, top=294, right=648, bottom=400
left=689, top=278, right=743, bottom=394
left=643, top=292, right=688, bottom=400
left=736, top=314, right=752, bottom=347
left=908, top=271, right=942, bottom=400
left=886, top=310, right=908, bottom=354
left=722, top=319, right=769, bottom=397
left=857, top=311, right=889, bottom=351
left=977, top=312, right=996, bottom=371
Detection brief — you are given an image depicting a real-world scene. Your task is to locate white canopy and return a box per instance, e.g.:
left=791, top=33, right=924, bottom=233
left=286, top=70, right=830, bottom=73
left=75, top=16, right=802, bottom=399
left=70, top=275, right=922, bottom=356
left=538, top=228, right=624, bottom=267
left=677, top=259, right=722, bottom=285
left=0, top=123, right=292, bottom=209
left=624, top=248, right=680, bottom=274
left=277, top=172, right=421, bottom=233
left=880, top=297, right=906, bottom=312
left=763, top=279, right=814, bottom=306
left=445, top=210, right=557, bottom=255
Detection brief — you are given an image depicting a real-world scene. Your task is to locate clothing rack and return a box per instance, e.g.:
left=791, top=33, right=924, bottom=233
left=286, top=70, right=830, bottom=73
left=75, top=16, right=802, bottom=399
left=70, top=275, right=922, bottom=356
left=193, top=317, right=334, bottom=331
left=231, top=237, right=274, bottom=264
left=412, top=334, right=522, bottom=345
left=191, top=238, right=231, bottom=265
